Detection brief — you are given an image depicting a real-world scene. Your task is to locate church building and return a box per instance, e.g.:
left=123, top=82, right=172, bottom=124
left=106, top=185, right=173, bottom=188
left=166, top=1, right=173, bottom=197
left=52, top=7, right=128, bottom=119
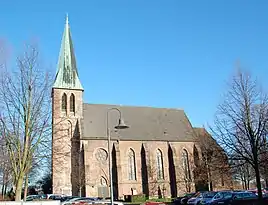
left=51, top=17, right=231, bottom=199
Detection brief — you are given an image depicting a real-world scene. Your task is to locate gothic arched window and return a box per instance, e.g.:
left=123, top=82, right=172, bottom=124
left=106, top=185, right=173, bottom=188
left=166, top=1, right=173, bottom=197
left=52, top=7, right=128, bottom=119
left=156, top=149, right=164, bottom=180
left=100, top=176, right=107, bottom=186
left=62, top=93, right=67, bottom=112
left=70, top=93, right=75, bottom=112
left=128, top=149, right=136, bottom=180
left=182, top=149, right=191, bottom=181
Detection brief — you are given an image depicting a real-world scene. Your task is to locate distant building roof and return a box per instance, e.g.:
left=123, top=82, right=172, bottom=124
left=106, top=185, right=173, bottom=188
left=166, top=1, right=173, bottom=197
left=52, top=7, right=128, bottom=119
left=194, top=127, right=216, bottom=142
left=81, top=103, right=197, bottom=141
left=194, top=127, right=226, bottom=155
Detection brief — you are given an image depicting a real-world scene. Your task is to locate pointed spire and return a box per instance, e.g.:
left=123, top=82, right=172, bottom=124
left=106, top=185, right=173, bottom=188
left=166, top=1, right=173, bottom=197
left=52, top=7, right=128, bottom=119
left=66, top=13, right=69, bottom=25
left=53, top=15, right=83, bottom=90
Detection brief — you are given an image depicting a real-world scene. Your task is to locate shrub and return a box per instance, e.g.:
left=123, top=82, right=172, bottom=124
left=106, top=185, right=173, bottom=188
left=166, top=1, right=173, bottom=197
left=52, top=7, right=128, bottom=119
left=147, top=198, right=171, bottom=202
left=0, top=195, right=11, bottom=201
left=131, top=194, right=147, bottom=202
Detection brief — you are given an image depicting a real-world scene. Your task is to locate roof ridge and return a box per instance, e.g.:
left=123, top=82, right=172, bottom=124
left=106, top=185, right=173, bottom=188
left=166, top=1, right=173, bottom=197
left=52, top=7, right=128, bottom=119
left=83, top=102, right=184, bottom=111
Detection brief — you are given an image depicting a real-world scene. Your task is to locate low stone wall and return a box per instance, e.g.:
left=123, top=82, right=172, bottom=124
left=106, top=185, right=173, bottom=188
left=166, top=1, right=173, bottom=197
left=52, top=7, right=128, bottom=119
left=0, top=201, right=60, bottom=205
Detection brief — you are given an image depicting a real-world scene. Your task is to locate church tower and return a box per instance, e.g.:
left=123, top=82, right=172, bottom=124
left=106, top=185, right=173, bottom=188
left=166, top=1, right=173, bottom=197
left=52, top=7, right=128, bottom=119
left=52, top=15, right=84, bottom=195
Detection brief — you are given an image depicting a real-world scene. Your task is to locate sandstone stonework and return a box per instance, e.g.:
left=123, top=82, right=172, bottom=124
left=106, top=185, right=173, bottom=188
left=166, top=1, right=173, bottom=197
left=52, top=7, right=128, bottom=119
left=51, top=16, right=232, bottom=199
left=52, top=88, right=83, bottom=195
left=80, top=140, right=198, bottom=198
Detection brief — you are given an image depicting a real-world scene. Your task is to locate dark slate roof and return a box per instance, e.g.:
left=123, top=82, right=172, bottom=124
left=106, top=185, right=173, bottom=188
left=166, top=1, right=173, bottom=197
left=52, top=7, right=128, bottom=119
left=81, top=103, right=197, bottom=141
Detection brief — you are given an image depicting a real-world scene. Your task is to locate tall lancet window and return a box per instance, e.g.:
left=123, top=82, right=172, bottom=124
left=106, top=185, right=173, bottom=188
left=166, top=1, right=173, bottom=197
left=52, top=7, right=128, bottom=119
left=182, top=149, right=191, bottom=181
left=156, top=149, right=164, bottom=180
left=62, top=93, right=67, bottom=113
left=70, top=93, right=75, bottom=113
left=128, top=149, right=136, bottom=180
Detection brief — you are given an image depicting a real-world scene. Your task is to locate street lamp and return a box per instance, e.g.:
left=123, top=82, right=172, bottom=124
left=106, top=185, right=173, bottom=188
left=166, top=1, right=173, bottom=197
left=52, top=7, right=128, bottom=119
left=107, top=108, right=129, bottom=205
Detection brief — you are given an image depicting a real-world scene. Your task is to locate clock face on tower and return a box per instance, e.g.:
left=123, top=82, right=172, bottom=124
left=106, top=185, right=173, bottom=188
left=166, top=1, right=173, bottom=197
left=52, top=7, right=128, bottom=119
left=95, top=148, right=108, bottom=164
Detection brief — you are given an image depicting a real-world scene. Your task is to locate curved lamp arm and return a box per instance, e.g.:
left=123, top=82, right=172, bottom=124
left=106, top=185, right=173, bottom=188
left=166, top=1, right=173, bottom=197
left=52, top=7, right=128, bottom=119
left=106, top=108, right=122, bottom=133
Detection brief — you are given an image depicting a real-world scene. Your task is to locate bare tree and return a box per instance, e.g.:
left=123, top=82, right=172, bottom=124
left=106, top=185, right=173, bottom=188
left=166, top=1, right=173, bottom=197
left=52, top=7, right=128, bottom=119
left=258, top=142, right=268, bottom=187
left=23, top=158, right=43, bottom=201
left=195, top=128, right=232, bottom=191
left=175, top=150, right=194, bottom=193
left=260, top=153, right=268, bottom=187
left=231, top=160, right=254, bottom=190
left=0, top=39, right=10, bottom=71
left=0, top=44, right=52, bottom=201
left=212, top=70, right=268, bottom=199
left=0, top=40, right=13, bottom=199
left=0, top=136, right=12, bottom=198
left=145, top=156, right=165, bottom=198
left=36, top=171, right=52, bottom=194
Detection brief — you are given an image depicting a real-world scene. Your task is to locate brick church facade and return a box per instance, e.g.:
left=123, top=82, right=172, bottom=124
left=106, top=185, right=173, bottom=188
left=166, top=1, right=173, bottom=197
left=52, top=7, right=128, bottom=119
left=52, top=17, right=232, bottom=199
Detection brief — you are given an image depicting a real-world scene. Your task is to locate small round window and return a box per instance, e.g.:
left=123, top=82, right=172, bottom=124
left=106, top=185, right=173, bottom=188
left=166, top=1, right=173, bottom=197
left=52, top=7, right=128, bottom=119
left=95, top=148, right=108, bottom=163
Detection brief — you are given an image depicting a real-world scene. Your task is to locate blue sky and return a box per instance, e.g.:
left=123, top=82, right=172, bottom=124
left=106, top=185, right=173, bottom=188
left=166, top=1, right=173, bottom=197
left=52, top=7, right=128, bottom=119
left=1, top=0, right=268, bottom=128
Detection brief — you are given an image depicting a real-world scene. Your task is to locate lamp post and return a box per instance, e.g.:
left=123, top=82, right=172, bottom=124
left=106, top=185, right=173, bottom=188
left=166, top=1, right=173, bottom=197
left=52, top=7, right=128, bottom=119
left=107, top=108, right=129, bottom=205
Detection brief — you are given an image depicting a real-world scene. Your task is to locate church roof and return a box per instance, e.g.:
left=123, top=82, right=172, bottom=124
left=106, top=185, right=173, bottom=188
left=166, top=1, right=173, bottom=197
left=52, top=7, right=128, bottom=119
left=81, top=103, right=197, bottom=141
left=53, top=15, right=83, bottom=90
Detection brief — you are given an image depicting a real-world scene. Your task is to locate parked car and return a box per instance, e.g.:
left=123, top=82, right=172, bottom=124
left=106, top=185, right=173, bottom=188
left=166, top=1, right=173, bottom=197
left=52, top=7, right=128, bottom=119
left=178, top=193, right=197, bottom=205
left=61, top=196, right=81, bottom=204
left=62, top=197, right=100, bottom=205
left=247, top=188, right=268, bottom=197
left=25, top=195, right=42, bottom=201
left=46, top=194, right=66, bottom=200
left=203, top=191, right=257, bottom=205
left=92, top=200, right=124, bottom=205
left=187, top=192, right=217, bottom=205
left=72, top=200, right=124, bottom=205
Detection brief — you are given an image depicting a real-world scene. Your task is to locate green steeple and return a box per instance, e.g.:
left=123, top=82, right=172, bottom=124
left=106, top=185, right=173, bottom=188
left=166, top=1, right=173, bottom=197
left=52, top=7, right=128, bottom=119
left=53, top=15, right=83, bottom=90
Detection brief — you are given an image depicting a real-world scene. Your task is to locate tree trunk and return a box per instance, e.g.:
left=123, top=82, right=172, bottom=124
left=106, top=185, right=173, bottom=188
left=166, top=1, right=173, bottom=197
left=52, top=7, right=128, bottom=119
left=209, top=181, right=213, bottom=191
left=24, top=174, right=29, bottom=201
left=1, top=184, right=4, bottom=197
left=15, top=176, right=24, bottom=201
left=241, top=177, right=244, bottom=190
left=1, top=170, right=5, bottom=197
left=4, top=183, right=7, bottom=196
left=206, top=160, right=212, bottom=191
left=1, top=185, right=4, bottom=198
left=4, top=174, right=8, bottom=196
left=254, top=165, right=263, bottom=199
